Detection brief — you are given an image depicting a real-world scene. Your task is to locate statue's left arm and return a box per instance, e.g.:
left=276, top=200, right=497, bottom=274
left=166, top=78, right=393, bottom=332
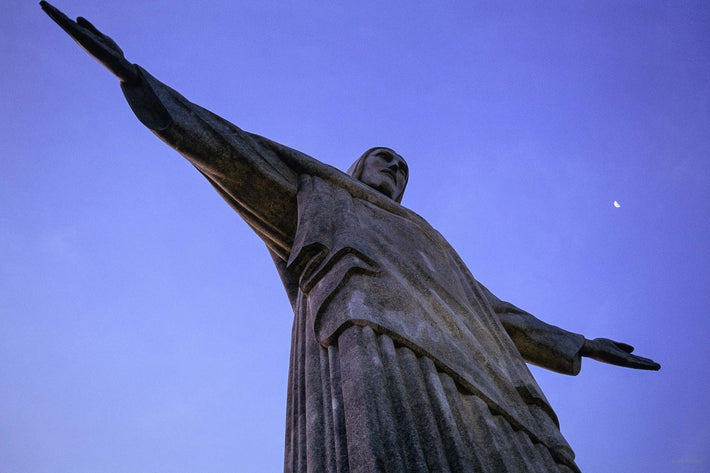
left=480, top=284, right=660, bottom=375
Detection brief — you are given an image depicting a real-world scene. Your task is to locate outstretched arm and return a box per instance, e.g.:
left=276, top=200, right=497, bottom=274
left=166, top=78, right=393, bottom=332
left=481, top=284, right=660, bottom=374
left=41, top=2, right=304, bottom=259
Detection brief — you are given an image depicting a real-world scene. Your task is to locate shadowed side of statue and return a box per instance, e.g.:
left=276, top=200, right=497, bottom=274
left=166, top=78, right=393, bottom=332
left=40, top=3, right=660, bottom=472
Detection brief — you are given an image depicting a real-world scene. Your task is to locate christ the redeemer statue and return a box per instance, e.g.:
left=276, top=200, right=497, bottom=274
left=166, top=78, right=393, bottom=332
left=41, top=3, right=660, bottom=472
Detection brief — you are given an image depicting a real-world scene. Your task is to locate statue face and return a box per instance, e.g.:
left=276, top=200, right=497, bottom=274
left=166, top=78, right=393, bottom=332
left=359, top=148, right=409, bottom=200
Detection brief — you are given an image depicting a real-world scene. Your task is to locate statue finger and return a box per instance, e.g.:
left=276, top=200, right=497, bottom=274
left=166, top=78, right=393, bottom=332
left=613, top=341, right=635, bottom=353
left=40, top=1, right=65, bottom=18
left=631, top=354, right=658, bottom=365
left=77, top=16, right=103, bottom=37
left=40, top=1, right=80, bottom=33
left=75, top=16, right=125, bottom=56
left=626, top=354, right=661, bottom=370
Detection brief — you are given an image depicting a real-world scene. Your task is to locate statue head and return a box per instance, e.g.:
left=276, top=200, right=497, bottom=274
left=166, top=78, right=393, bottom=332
left=347, top=147, right=409, bottom=203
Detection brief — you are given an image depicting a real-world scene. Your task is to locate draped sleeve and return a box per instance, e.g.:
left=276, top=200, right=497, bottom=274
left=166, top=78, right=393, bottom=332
left=480, top=284, right=585, bottom=375
left=120, top=66, right=301, bottom=260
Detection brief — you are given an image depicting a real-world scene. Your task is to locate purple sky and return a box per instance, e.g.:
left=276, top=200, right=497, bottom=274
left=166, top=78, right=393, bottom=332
left=3, top=1, right=709, bottom=471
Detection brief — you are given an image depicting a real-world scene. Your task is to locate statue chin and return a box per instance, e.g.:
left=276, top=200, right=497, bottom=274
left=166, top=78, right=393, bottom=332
left=361, top=178, right=395, bottom=200
left=373, top=183, right=395, bottom=200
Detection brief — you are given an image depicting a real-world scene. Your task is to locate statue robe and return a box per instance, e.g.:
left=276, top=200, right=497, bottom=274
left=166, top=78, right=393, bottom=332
left=121, top=68, right=585, bottom=473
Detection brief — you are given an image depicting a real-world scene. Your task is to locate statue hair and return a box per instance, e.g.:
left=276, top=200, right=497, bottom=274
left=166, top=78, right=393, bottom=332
left=347, top=147, right=408, bottom=203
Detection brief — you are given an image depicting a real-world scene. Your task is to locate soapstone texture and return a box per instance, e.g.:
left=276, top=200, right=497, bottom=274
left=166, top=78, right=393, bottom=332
left=39, top=3, right=662, bottom=471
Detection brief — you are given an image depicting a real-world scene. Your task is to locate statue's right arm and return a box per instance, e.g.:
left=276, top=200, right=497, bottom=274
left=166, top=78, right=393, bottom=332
left=41, top=2, right=300, bottom=260
left=120, top=69, right=300, bottom=260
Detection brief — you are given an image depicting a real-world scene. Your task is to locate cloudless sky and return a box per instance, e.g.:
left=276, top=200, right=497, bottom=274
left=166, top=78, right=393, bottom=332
left=2, top=1, right=709, bottom=472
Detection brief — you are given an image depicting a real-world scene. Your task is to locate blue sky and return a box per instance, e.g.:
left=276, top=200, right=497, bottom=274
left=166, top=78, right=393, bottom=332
left=2, top=1, right=709, bottom=472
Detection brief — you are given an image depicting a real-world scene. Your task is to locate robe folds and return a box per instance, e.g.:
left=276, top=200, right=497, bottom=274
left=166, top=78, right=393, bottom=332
left=121, top=68, right=585, bottom=473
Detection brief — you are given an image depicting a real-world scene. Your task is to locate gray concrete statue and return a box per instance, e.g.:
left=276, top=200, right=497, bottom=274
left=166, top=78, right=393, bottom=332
left=41, top=3, right=660, bottom=472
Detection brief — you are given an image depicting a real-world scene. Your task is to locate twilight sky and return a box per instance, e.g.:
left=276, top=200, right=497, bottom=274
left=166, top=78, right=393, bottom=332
left=2, top=1, right=709, bottom=472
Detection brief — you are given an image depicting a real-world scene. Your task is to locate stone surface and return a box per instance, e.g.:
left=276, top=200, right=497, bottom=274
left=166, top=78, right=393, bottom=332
left=41, top=3, right=661, bottom=472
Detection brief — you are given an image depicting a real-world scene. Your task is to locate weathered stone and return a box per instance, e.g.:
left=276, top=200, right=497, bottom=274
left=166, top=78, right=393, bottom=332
left=41, top=3, right=660, bottom=471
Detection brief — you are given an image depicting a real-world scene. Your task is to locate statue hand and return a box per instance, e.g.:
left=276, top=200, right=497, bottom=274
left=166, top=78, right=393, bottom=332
left=40, top=1, right=139, bottom=84
left=581, top=338, right=660, bottom=370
